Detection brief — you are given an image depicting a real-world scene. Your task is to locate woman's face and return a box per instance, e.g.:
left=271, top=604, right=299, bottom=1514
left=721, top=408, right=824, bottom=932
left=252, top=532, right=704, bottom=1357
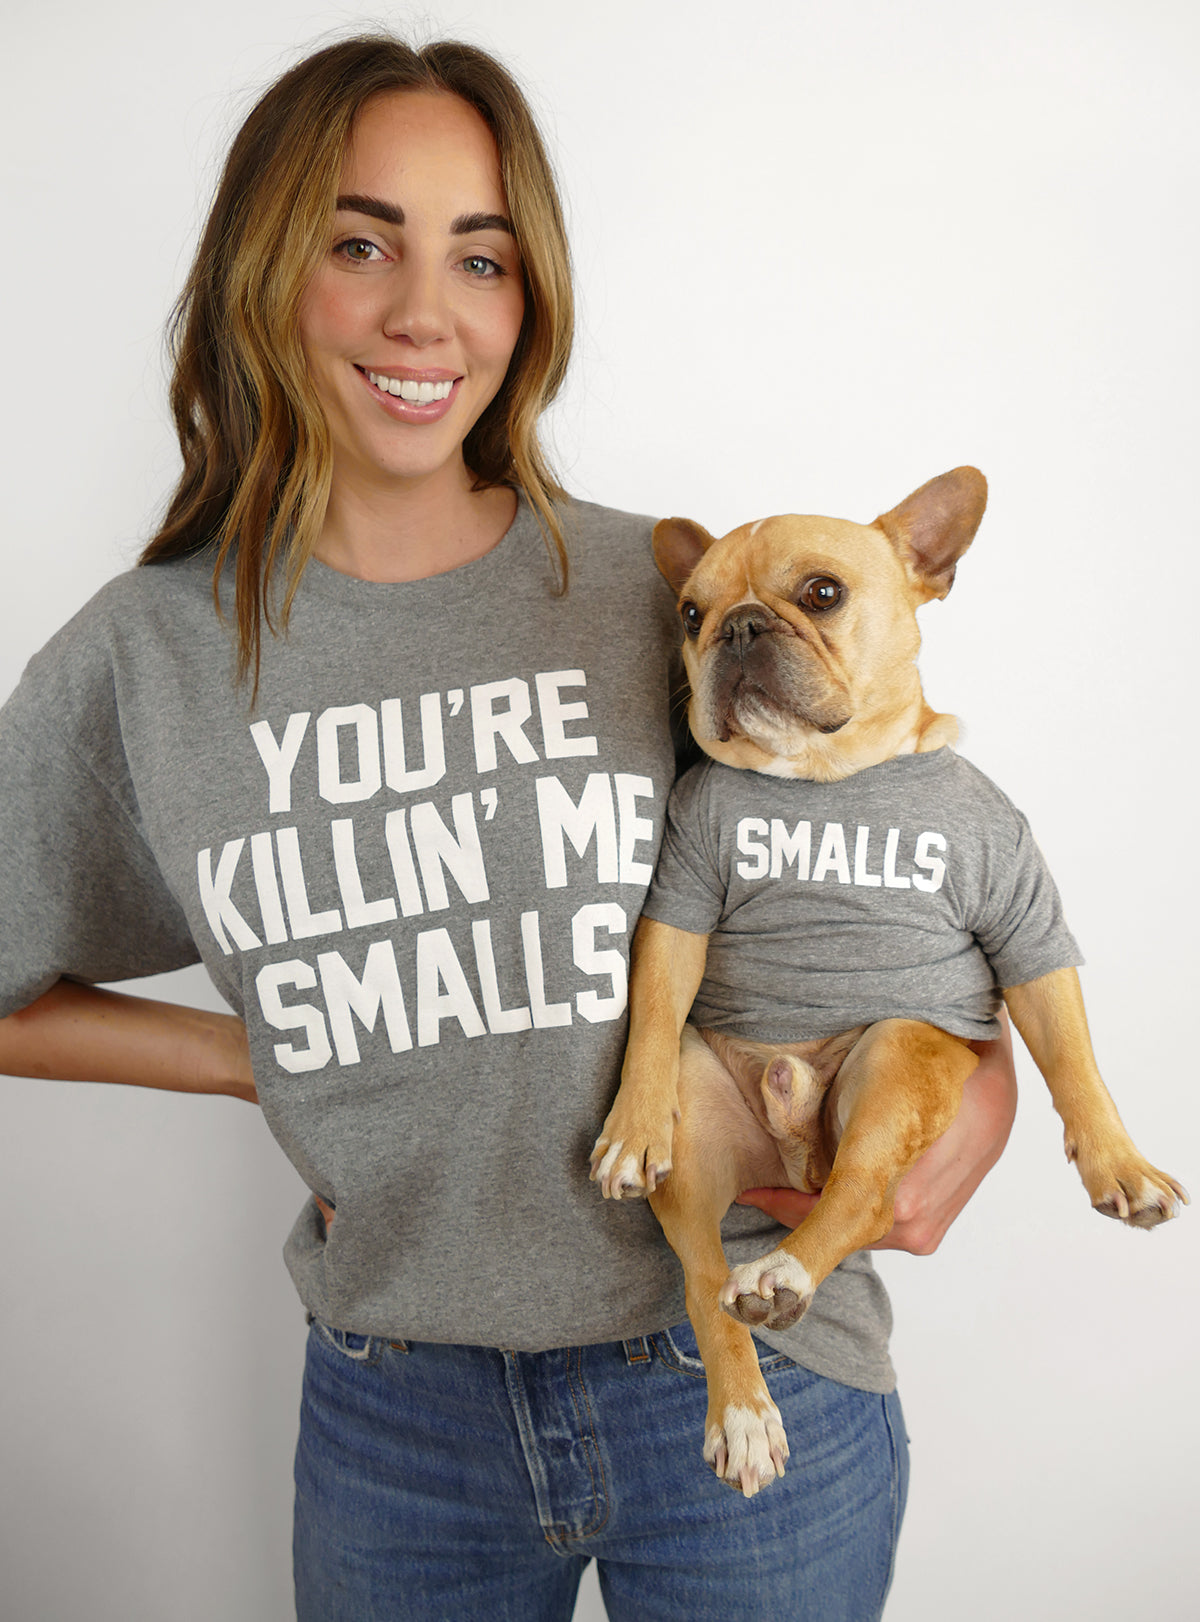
left=299, top=91, right=526, bottom=502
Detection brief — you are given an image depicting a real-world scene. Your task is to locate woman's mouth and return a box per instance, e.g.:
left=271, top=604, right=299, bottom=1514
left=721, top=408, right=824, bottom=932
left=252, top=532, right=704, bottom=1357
left=361, top=368, right=455, bottom=403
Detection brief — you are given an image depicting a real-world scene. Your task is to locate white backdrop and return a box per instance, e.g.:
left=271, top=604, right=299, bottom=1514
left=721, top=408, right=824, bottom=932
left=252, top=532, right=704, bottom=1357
left=2, top=2, right=1197, bottom=1618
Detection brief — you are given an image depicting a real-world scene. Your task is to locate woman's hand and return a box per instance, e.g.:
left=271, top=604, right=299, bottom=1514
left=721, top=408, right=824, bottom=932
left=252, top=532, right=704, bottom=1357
left=0, top=980, right=257, bottom=1103
left=736, top=1019, right=1018, bottom=1254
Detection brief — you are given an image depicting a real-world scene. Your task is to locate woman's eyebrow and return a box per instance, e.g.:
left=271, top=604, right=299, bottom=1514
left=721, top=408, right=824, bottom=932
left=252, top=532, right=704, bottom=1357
left=333, top=195, right=514, bottom=237
left=450, top=211, right=515, bottom=237
left=336, top=193, right=404, bottom=225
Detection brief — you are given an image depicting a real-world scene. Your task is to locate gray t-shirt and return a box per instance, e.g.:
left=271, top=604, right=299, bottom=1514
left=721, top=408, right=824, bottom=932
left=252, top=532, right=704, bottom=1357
left=0, top=496, right=893, bottom=1390
left=642, top=750, right=1082, bottom=1042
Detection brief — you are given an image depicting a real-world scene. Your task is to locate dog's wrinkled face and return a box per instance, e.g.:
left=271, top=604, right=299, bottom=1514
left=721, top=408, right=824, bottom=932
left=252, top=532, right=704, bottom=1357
left=655, top=468, right=988, bottom=780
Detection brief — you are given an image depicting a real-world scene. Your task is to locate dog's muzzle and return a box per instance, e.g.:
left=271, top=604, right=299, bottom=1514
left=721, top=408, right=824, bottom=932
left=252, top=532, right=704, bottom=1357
left=705, top=605, right=851, bottom=739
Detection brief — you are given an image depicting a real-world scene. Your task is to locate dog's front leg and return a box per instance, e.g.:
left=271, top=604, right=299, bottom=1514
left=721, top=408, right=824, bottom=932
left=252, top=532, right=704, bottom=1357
left=1003, top=968, right=1187, bottom=1227
left=590, top=918, right=708, bottom=1199
left=651, top=1029, right=789, bottom=1497
left=722, top=1020, right=979, bottom=1328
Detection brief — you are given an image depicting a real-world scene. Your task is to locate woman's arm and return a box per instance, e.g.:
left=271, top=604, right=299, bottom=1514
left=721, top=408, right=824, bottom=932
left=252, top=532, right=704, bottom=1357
left=0, top=980, right=256, bottom=1102
left=736, top=1017, right=1018, bottom=1254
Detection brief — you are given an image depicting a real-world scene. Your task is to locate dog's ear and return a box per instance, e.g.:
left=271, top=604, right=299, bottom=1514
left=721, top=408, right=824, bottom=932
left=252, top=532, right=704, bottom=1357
left=874, top=467, right=988, bottom=600
left=653, top=518, right=716, bottom=596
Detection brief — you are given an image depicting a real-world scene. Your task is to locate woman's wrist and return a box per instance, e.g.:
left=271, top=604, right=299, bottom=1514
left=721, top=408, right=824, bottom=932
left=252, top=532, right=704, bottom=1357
left=183, top=1004, right=257, bottom=1103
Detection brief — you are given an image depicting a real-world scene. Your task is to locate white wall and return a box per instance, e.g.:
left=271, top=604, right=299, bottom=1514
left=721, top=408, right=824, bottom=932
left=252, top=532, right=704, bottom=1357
left=2, top=2, right=1196, bottom=1617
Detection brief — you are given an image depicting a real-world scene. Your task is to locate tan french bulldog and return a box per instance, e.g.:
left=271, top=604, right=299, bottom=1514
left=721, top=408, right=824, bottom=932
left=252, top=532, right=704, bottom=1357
left=590, top=468, right=1186, bottom=1497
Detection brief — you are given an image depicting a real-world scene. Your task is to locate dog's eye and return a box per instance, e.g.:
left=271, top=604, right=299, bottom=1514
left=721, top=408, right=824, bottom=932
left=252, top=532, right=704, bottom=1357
left=798, top=576, right=842, bottom=612
left=680, top=601, right=703, bottom=638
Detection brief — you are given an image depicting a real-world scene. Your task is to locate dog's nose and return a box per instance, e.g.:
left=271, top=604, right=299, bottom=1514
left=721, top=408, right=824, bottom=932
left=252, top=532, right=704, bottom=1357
left=720, top=605, right=776, bottom=654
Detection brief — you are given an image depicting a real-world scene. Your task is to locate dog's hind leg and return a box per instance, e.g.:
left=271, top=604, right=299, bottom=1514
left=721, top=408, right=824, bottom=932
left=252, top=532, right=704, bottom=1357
left=650, top=1026, right=790, bottom=1497
left=721, top=1019, right=979, bottom=1330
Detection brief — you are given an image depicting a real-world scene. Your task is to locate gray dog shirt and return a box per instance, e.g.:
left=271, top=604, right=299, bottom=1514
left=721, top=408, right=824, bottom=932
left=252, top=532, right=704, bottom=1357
left=641, top=749, right=1082, bottom=1041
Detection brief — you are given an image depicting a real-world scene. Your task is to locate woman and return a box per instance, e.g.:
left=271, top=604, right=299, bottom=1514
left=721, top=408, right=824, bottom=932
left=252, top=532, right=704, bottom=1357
left=0, top=35, right=1015, bottom=1620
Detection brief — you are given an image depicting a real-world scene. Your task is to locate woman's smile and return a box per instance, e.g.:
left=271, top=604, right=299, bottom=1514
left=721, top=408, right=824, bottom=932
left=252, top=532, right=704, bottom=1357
left=360, top=368, right=456, bottom=405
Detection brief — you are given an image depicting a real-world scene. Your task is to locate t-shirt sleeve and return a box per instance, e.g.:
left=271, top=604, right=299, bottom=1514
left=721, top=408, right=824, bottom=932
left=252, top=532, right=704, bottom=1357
left=639, top=766, right=726, bottom=935
left=0, top=663, right=201, bottom=1019
left=968, top=808, right=1083, bottom=989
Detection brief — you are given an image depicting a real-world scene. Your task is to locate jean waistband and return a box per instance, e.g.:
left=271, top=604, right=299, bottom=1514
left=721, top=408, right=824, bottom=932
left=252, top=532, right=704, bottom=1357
left=310, top=1312, right=665, bottom=1368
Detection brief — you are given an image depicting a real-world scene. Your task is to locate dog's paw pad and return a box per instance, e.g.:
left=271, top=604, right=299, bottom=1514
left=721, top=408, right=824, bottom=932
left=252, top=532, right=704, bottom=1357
left=704, top=1401, right=789, bottom=1497
left=719, top=1251, right=814, bottom=1331
left=763, top=1286, right=803, bottom=1328
left=731, top=1292, right=771, bottom=1326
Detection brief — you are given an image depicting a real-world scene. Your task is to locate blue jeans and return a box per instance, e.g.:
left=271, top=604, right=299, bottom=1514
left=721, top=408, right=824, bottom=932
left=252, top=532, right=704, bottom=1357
left=294, top=1318, right=908, bottom=1621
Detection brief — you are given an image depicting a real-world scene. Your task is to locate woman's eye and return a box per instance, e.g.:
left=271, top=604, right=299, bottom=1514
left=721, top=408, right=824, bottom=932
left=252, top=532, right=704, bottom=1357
left=680, top=601, right=703, bottom=638
left=335, top=237, right=383, bottom=264
left=798, top=576, right=843, bottom=612
left=461, top=254, right=502, bottom=278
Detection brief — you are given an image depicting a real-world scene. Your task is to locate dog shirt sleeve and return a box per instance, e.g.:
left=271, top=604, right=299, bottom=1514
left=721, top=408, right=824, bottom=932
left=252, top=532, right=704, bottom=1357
left=640, top=763, right=726, bottom=935
left=962, top=792, right=1083, bottom=989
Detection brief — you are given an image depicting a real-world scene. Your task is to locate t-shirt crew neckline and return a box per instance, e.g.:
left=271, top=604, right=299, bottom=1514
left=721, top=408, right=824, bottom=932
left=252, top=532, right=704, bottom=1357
left=729, top=745, right=957, bottom=788
left=297, top=489, right=543, bottom=607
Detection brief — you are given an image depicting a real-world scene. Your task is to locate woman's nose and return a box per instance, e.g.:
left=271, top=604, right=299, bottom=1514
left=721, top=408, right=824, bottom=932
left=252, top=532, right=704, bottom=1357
left=382, top=258, right=451, bottom=347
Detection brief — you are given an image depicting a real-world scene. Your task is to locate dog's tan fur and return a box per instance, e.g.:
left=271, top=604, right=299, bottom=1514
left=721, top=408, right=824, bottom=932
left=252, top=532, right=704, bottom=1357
left=590, top=468, right=1186, bottom=1496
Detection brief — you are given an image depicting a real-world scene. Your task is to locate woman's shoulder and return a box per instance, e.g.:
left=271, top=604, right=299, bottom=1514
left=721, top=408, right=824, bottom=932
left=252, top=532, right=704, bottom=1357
left=9, top=554, right=223, bottom=722
left=561, top=493, right=657, bottom=529
left=559, top=495, right=658, bottom=560
left=78, top=551, right=218, bottom=623
left=35, top=554, right=217, bottom=654
left=556, top=495, right=680, bottom=641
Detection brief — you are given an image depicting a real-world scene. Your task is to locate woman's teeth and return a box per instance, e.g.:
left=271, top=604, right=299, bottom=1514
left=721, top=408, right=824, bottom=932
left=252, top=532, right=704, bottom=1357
left=365, top=370, right=453, bottom=403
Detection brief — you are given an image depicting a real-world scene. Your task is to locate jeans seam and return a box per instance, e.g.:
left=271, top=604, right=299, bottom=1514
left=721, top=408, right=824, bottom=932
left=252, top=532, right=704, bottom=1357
left=561, top=1345, right=611, bottom=1540
left=876, top=1391, right=904, bottom=1617
left=502, top=1352, right=566, bottom=1555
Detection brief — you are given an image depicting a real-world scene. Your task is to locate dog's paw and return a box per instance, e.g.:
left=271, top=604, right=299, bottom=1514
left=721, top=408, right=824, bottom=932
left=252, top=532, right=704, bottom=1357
left=719, top=1248, right=814, bottom=1330
left=1079, top=1152, right=1189, bottom=1230
left=704, top=1399, right=789, bottom=1497
left=589, top=1100, right=677, bottom=1200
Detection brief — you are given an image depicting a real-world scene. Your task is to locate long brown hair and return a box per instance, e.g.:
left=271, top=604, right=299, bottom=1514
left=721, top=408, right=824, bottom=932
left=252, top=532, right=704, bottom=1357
left=141, top=35, right=575, bottom=692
